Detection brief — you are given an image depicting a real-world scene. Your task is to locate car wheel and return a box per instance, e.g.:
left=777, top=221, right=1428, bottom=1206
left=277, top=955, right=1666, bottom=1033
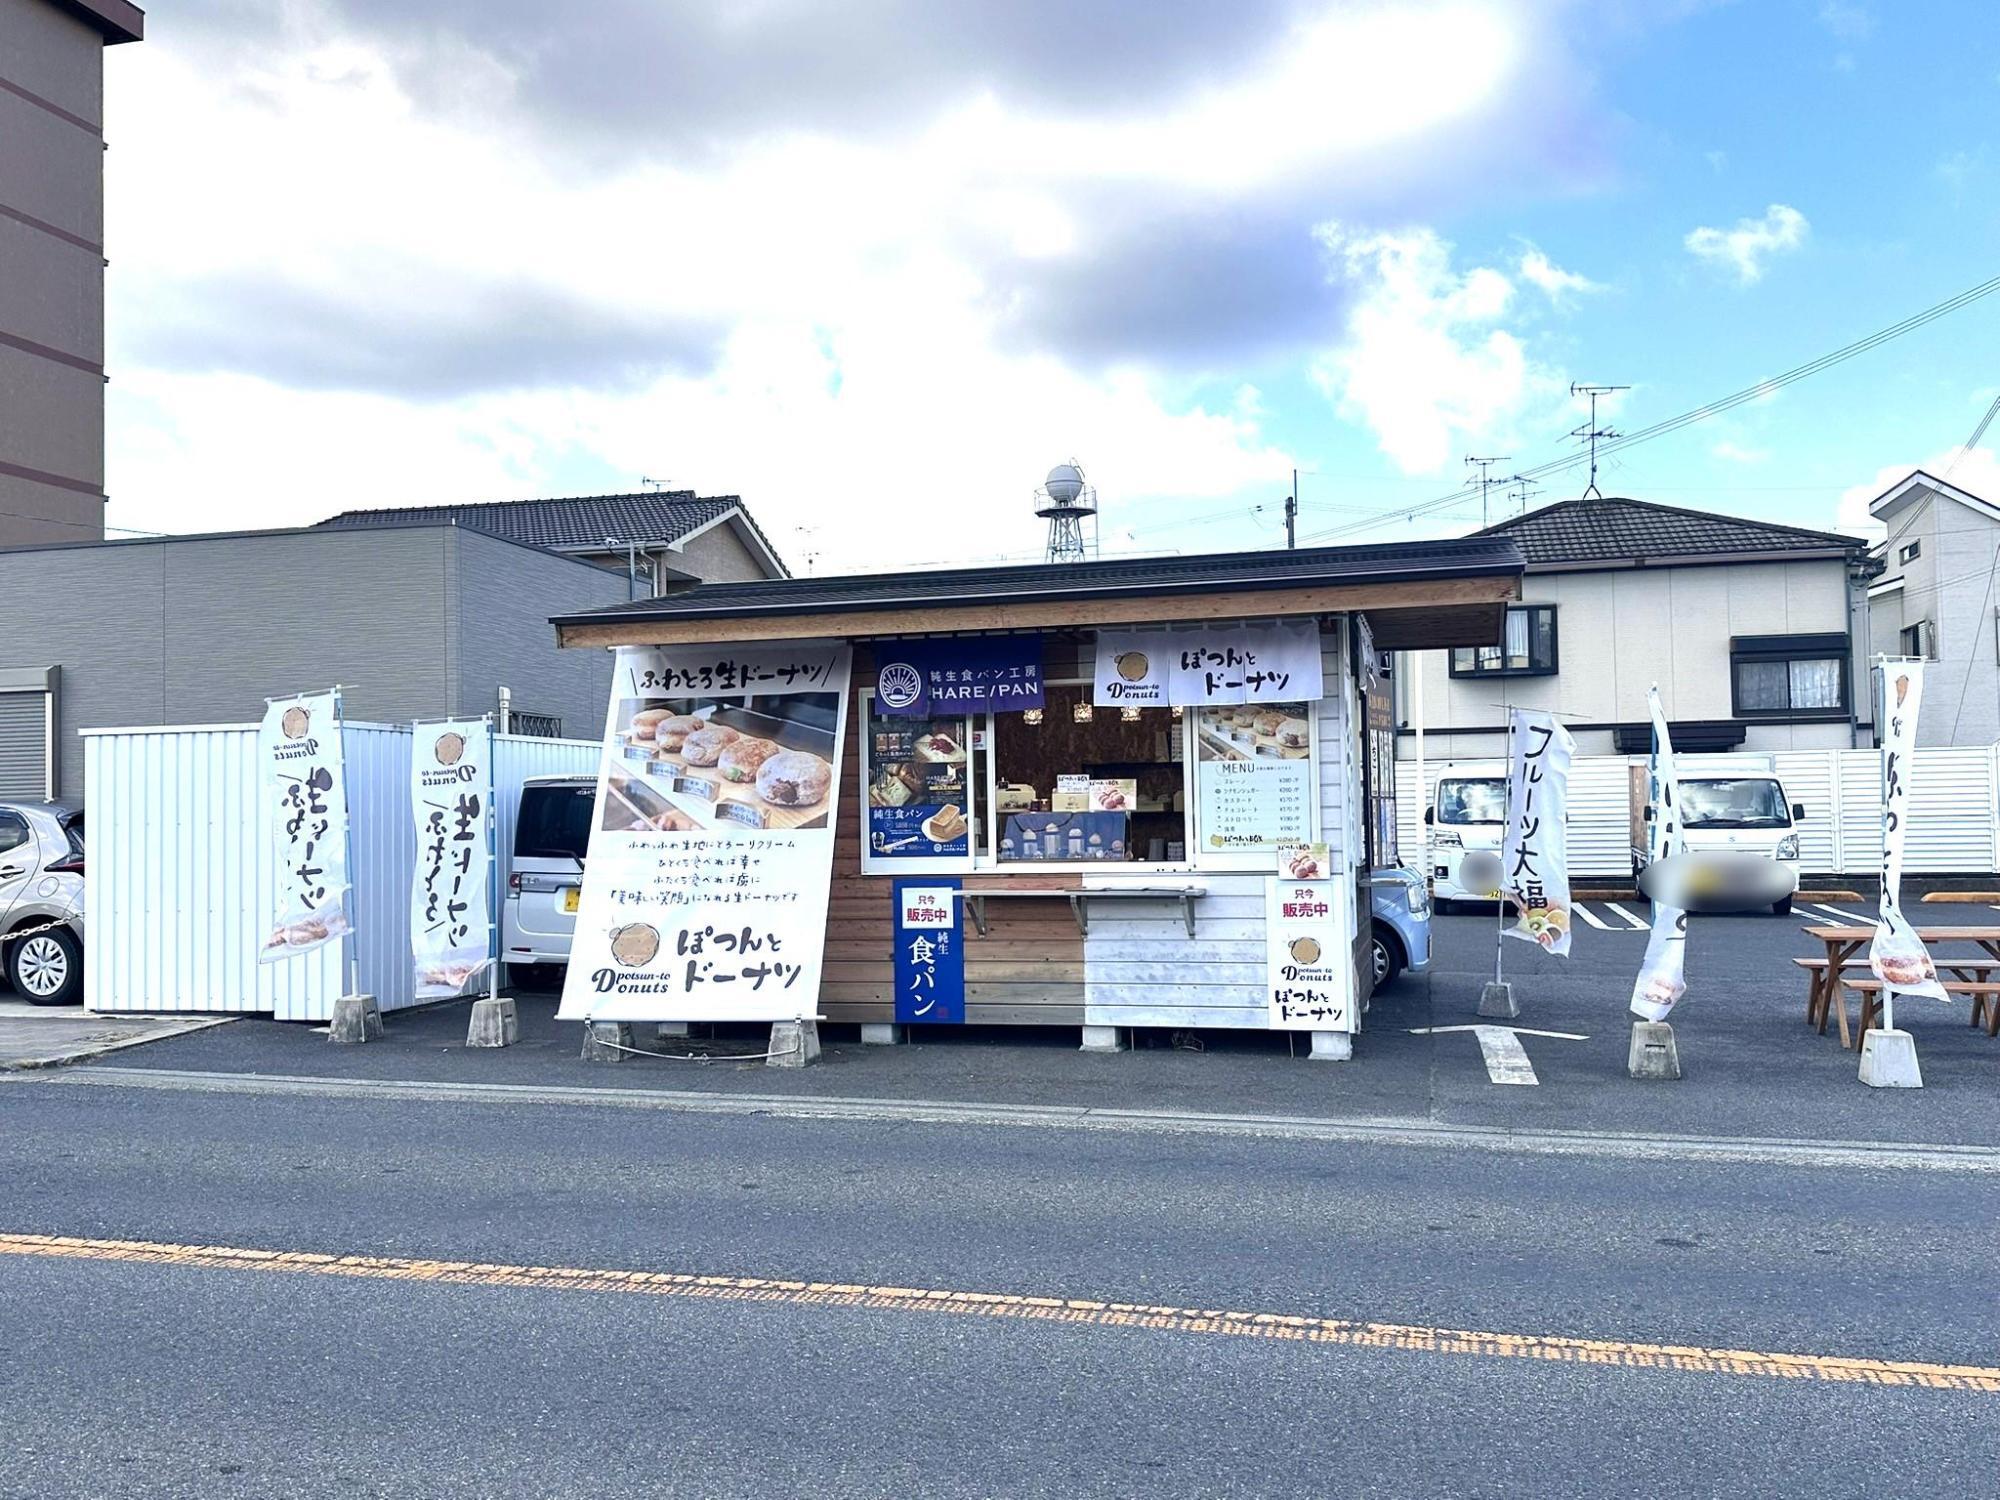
left=10, top=927, right=82, bottom=1006
left=1772, top=896, right=1793, bottom=916
left=1370, top=923, right=1404, bottom=990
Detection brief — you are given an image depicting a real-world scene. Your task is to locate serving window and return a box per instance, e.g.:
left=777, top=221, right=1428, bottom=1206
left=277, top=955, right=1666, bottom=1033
left=990, top=683, right=1184, bottom=864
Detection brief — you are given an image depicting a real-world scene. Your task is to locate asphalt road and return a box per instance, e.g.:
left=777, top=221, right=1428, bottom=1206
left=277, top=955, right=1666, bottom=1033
left=3, top=1065, right=1996, bottom=1498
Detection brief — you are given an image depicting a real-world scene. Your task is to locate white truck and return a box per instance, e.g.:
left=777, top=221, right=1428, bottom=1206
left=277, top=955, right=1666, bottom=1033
left=1424, top=761, right=1508, bottom=910
left=1629, top=753, right=1804, bottom=915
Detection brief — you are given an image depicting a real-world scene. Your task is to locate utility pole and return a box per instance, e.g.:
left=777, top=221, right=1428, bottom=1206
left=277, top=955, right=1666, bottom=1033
left=1285, top=468, right=1298, bottom=550
left=1567, top=384, right=1628, bottom=500
left=1464, top=455, right=1511, bottom=527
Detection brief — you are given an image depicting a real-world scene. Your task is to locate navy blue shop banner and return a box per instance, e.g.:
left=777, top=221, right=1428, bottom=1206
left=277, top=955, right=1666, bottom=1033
left=892, top=877, right=965, bottom=1025
left=875, top=635, right=1044, bottom=717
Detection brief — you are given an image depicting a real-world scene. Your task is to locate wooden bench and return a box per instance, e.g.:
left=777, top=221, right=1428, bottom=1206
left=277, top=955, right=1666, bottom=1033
left=1797, top=958, right=2000, bottom=1048
left=959, top=886, right=1207, bottom=938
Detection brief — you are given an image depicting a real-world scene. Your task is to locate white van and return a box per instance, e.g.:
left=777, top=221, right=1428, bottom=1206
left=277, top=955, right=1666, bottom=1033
left=1629, top=755, right=1804, bottom=915
left=1424, top=763, right=1507, bottom=910
left=500, top=774, right=595, bottom=983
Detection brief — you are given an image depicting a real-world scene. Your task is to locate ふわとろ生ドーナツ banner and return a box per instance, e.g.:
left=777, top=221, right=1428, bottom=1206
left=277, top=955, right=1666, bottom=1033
left=557, top=642, right=853, bottom=1023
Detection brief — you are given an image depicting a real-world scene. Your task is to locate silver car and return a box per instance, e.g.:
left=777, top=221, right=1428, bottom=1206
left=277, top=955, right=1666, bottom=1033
left=0, top=799, right=85, bottom=1005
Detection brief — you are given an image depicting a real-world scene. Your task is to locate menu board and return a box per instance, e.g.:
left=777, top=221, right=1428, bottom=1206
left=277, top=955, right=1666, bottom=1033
left=1193, top=699, right=1311, bottom=854
left=864, top=700, right=971, bottom=864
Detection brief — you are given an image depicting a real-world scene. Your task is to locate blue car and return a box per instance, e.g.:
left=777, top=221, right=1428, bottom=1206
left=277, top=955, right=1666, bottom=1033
left=1367, top=866, right=1432, bottom=990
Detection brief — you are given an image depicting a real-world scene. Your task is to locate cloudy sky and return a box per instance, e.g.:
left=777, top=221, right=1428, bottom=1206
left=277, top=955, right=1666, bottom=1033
left=102, top=0, right=2000, bottom=570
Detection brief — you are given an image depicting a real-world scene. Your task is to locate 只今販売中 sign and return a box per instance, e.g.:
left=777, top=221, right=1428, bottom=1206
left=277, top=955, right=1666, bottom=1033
left=874, top=635, right=1044, bottom=717
left=892, top=878, right=964, bottom=1025
left=1095, top=621, right=1322, bottom=708
left=410, top=717, right=493, bottom=1000
left=1265, top=842, right=1352, bottom=1031
left=258, top=690, right=352, bottom=962
left=558, top=641, right=853, bottom=1024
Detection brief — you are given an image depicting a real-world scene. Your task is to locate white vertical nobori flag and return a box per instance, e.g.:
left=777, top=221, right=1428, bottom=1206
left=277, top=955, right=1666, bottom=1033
left=259, top=690, right=352, bottom=961
left=1870, top=661, right=1947, bottom=1002
left=1628, top=688, right=1688, bottom=1021
left=1502, top=708, right=1576, bottom=955
left=411, top=717, right=494, bottom=999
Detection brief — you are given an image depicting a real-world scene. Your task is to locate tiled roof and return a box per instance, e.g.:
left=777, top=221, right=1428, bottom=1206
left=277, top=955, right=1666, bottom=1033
left=1475, top=497, right=1865, bottom=566
left=319, top=491, right=746, bottom=553
left=552, top=535, right=1525, bottom=627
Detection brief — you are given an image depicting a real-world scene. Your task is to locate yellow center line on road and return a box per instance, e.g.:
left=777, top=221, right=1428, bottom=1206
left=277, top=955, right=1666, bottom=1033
left=3, top=1231, right=1996, bottom=1393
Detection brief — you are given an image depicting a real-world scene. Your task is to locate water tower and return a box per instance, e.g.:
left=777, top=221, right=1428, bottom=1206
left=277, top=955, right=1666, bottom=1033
left=1035, top=461, right=1097, bottom=564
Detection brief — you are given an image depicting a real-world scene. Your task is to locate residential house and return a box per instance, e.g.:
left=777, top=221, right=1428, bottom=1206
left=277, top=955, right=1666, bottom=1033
left=1867, top=469, right=2000, bottom=747
left=0, top=521, right=629, bottom=801
left=319, top=491, right=789, bottom=595
left=1396, top=496, right=1876, bottom=760
left=0, top=0, right=143, bottom=547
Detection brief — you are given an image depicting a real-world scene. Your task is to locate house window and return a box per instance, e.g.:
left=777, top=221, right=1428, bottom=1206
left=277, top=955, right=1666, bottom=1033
left=1898, top=540, right=1920, bottom=564
left=1899, top=622, right=1934, bottom=660
left=1729, top=634, right=1849, bottom=719
left=1448, top=606, right=1557, bottom=678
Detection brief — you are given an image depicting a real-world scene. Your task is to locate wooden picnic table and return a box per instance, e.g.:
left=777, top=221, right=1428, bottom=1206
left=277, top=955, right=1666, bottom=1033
left=1800, top=924, right=2000, bottom=1048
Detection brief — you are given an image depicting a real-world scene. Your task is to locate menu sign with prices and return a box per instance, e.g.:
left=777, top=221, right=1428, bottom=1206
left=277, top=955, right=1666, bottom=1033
left=410, top=717, right=493, bottom=999
left=892, top=878, right=965, bottom=1025
left=258, top=690, right=352, bottom=962
left=1094, top=622, right=1323, bottom=708
left=864, top=701, right=971, bottom=866
left=1265, top=844, right=1351, bottom=1031
left=1198, top=757, right=1311, bottom=854
left=559, top=642, right=853, bottom=1023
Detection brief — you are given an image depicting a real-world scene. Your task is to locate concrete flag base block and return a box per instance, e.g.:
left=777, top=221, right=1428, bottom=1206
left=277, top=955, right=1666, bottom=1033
left=1627, top=1020, right=1681, bottom=1080
left=580, top=1021, right=638, bottom=1063
left=1080, top=1025, right=1128, bottom=1053
left=465, top=997, right=518, bottom=1048
left=1859, top=1028, right=1923, bottom=1089
left=1309, top=1030, right=1353, bottom=1062
left=860, top=1023, right=906, bottom=1046
left=1478, top=981, right=1519, bottom=1020
left=767, top=1019, right=822, bottom=1068
left=328, top=993, right=382, bottom=1044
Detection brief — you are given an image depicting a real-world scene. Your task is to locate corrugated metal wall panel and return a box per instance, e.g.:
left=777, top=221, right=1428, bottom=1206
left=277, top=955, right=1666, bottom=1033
left=85, top=722, right=602, bottom=1018
left=1398, top=744, right=2000, bottom=878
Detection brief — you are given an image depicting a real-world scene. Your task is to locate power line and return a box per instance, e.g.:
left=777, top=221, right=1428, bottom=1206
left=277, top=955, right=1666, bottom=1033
left=1297, top=272, right=2000, bottom=544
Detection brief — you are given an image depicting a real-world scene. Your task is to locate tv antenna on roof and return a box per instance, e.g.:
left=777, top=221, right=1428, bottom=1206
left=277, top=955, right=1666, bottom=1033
left=1464, top=455, right=1512, bottom=527
left=1505, top=475, right=1542, bottom=519
left=1567, top=384, right=1627, bottom=500
left=1035, top=461, right=1098, bottom=564
left=640, top=476, right=673, bottom=492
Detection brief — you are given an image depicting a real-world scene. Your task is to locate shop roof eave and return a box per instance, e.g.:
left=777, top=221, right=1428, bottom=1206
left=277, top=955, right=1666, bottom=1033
left=553, top=569, right=1523, bottom=650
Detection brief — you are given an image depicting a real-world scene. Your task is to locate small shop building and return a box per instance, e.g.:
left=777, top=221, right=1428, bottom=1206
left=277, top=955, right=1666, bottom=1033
left=551, top=537, right=1525, bottom=1050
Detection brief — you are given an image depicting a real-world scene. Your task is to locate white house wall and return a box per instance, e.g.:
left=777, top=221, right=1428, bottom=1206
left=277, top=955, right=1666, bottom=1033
left=1404, top=559, right=1856, bottom=759
left=1082, top=620, right=1356, bottom=1030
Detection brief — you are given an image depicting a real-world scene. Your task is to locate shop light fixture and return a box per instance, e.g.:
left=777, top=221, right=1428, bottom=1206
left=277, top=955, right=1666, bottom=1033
left=1120, top=706, right=1142, bottom=722
left=1023, top=708, right=1043, bottom=726
left=1072, top=702, right=1094, bottom=723
left=1170, top=705, right=1184, bottom=720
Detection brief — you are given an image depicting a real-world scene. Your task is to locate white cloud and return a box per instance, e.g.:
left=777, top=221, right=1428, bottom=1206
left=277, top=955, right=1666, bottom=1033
left=1816, top=2, right=1873, bottom=41
left=1310, top=225, right=1572, bottom=475
left=101, top=0, right=1560, bottom=566
left=1834, top=446, right=2000, bottom=542
left=1516, top=246, right=1601, bottom=303
left=1711, top=440, right=1768, bottom=464
left=1683, top=204, right=1809, bottom=285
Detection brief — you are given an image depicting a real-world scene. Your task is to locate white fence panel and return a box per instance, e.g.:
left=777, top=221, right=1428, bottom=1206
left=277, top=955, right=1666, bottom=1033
left=86, top=723, right=602, bottom=1019
left=1396, top=743, right=2000, bottom=879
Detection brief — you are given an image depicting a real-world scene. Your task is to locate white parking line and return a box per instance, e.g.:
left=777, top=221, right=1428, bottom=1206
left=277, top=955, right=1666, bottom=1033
left=1604, top=901, right=1652, bottom=930
left=1807, top=903, right=1867, bottom=923
left=1572, top=903, right=1615, bottom=931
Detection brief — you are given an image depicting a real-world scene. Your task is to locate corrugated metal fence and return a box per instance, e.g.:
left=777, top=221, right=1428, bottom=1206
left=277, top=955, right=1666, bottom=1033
left=84, top=723, right=596, bottom=1019
left=1396, top=744, right=2000, bottom=878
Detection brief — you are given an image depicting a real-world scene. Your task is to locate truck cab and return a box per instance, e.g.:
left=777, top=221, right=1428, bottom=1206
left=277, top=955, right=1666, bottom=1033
left=1630, top=756, right=1804, bottom=914
left=1424, top=763, right=1507, bottom=910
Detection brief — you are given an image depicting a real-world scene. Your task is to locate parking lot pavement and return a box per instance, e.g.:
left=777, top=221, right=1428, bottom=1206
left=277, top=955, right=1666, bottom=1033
left=51, top=899, right=2000, bottom=1151
left=0, top=1002, right=230, bottom=1070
